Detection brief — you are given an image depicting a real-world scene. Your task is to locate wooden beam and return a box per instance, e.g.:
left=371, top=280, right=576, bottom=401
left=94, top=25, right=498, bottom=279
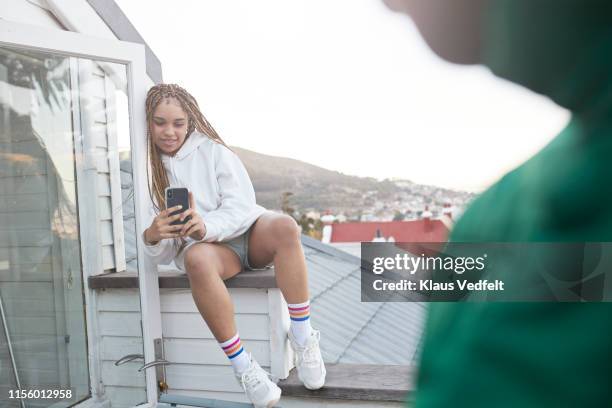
left=278, top=363, right=414, bottom=402
left=88, top=268, right=277, bottom=289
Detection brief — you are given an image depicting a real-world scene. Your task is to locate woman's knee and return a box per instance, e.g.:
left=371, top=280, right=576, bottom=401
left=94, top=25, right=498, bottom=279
left=184, top=244, right=222, bottom=278
left=270, top=215, right=301, bottom=246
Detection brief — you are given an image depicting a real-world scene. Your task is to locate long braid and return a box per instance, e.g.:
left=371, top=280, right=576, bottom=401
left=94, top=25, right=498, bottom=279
left=145, top=83, right=229, bottom=254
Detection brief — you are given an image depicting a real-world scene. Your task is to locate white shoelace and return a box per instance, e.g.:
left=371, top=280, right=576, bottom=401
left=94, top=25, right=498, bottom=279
left=241, top=365, right=274, bottom=390
left=242, top=372, right=262, bottom=389
left=302, top=345, right=320, bottom=366
left=297, top=331, right=322, bottom=367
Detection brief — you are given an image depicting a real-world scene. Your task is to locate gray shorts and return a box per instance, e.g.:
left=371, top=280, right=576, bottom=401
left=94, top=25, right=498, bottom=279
left=176, top=224, right=272, bottom=272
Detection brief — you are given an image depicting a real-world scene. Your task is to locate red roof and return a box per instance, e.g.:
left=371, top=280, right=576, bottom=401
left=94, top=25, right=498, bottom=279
left=330, top=219, right=449, bottom=243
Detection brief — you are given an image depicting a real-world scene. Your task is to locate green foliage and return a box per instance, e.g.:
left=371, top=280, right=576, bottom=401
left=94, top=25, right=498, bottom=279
left=297, top=214, right=322, bottom=240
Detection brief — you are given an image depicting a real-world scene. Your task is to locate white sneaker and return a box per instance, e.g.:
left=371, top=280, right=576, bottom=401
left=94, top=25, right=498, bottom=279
left=236, top=354, right=281, bottom=408
left=288, top=329, right=326, bottom=390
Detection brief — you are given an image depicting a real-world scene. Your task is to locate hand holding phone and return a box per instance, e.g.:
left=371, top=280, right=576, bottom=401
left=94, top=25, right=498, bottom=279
left=143, top=203, right=186, bottom=245
left=144, top=188, right=206, bottom=245
left=177, top=192, right=207, bottom=241
left=165, top=187, right=192, bottom=226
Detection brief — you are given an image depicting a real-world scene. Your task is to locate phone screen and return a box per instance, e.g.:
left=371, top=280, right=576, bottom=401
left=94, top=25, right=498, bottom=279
left=165, top=187, right=192, bottom=226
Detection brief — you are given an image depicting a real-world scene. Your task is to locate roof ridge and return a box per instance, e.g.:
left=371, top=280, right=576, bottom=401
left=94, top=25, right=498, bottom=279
left=300, top=235, right=360, bottom=265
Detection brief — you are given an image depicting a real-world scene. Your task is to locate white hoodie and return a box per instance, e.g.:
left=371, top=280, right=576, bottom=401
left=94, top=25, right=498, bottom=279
left=142, top=131, right=266, bottom=265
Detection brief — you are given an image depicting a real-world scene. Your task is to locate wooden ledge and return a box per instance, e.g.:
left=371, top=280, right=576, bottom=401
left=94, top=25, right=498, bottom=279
left=88, top=268, right=277, bottom=290
left=278, top=363, right=414, bottom=402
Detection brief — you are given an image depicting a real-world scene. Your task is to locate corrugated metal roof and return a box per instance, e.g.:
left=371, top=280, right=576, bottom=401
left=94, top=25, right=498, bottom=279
left=301, top=236, right=426, bottom=365
left=121, top=162, right=425, bottom=366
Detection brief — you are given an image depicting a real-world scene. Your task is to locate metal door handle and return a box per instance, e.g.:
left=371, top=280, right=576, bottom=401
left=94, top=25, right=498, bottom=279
left=114, top=354, right=144, bottom=366
left=138, top=358, right=173, bottom=372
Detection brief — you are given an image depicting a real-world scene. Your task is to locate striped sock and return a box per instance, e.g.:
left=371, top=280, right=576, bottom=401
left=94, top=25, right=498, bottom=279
left=219, top=332, right=250, bottom=375
left=288, top=300, right=312, bottom=347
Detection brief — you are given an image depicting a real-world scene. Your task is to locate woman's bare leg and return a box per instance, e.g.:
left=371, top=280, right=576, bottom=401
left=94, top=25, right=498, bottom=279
left=247, top=212, right=309, bottom=303
left=248, top=212, right=326, bottom=390
left=184, top=242, right=282, bottom=404
left=183, top=242, right=242, bottom=342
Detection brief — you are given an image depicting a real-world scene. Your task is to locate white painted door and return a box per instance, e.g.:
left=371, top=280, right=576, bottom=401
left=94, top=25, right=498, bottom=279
left=0, top=20, right=162, bottom=408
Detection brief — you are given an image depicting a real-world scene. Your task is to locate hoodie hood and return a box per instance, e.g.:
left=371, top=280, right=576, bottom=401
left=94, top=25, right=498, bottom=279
left=161, top=131, right=209, bottom=162
left=482, top=1, right=612, bottom=120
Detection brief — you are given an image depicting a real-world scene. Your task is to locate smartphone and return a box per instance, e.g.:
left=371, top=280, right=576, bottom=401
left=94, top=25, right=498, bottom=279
left=165, top=187, right=192, bottom=226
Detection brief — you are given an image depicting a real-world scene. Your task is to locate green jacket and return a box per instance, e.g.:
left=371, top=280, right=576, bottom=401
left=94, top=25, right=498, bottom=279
left=414, top=2, right=612, bottom=407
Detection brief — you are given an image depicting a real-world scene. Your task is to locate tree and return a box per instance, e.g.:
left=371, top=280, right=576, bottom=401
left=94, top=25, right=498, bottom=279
left=280, top=191, right=295, bottom=216
left=297, top=214, right=323, bottom=240
left=393, top=210, right=405, bottom=221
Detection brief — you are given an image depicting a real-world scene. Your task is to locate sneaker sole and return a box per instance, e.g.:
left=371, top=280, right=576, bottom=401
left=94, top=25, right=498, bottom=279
left=299, top=373, right=326, bottom=390
left=303, top=380, right=325, bottom=390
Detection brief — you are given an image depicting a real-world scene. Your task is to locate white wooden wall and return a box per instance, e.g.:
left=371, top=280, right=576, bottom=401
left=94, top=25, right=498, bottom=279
left=78, top=59, right=126, bottom=273
left=97, top=287, right=275, bottom=407
left=95, top=286, right=402, bottom=408
left=0, top=0, right=65, bottom=29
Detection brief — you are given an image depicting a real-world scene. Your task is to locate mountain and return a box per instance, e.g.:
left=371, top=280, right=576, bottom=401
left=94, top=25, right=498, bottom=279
left=232, top=146, right=473, bottom=217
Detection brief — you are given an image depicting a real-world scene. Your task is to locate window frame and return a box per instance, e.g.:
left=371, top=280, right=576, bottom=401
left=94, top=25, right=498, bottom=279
left=0, top=19, right=162, bottom=407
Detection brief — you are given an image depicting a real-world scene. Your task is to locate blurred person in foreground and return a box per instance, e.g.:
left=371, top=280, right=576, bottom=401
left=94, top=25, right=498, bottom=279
left=382, top=0, right=612, bottom=407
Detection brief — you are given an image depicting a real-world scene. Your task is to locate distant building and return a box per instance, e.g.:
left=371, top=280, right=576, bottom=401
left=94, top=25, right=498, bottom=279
left=335, top=213, right=347, bottom=223
left=320, top=212, right=336, bottom=244
left=324, top=217, right=451, bottom=257
left=305, top=210, right=321, bottom=220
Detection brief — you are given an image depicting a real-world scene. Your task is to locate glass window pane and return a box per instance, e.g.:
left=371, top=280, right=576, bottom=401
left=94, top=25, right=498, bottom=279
left=0, top=46, right=145, bottom=407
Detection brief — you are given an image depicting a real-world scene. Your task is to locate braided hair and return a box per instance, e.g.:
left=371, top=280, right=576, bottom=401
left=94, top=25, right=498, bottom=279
left=145, top=83, right=229, bottom=253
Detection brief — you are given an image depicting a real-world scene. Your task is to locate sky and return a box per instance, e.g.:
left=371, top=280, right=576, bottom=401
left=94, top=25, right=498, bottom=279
left=115, top=0, right=569, bottom=193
